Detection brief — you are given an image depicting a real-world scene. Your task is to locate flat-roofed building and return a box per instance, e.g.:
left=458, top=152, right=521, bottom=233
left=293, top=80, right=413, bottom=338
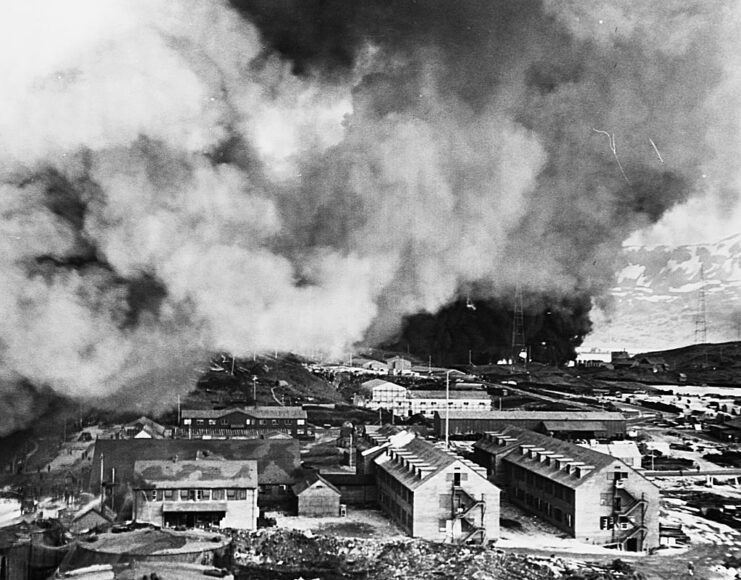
left=133, top=459, right=258, bottom=530
left=363, top=426, right=500, bottom=544
left=473, top=426, right=658, bottom=551
left=434, top=410, right=626, bottom=439
left=407, top=390, right=491, bottom=418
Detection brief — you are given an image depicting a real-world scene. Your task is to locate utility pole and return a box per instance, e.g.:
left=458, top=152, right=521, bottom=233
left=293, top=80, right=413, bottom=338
left=445, top=370, right=453, bottom=448
left=252, top=376, right=258, bottom=406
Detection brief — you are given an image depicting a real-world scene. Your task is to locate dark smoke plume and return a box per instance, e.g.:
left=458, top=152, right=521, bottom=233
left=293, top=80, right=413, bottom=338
left=0, top=0, right=739, bottom=433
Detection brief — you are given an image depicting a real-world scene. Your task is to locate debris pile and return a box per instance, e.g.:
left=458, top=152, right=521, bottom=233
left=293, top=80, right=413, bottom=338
left=229, top=529, right=645, bottom=579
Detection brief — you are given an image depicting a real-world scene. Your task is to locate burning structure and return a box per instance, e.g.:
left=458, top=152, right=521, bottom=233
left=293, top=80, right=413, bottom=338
left=0, top=1, right=740, bottom=429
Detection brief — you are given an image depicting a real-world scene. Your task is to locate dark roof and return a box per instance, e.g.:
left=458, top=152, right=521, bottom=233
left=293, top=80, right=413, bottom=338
left=135, top=460, right=257, bottom=488
left=474, top=426, right=655, bottom=490
left=125, top=416, right=167, bottom=437
left=181, top=406, right=306, bottom=420
left=89, top=438, right=300, bottom=490
left=374, top=434, right=488, bottom=491
left=292, top=472, right=341, bottom=496
left=540, top=420, right=608, bottom=432
left=438, top=410, right=625, bottom=421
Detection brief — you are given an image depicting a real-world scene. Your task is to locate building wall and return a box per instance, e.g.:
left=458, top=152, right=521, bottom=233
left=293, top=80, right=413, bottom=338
left=411, top=466, right=499, bottom=542
left=134, top=488, right=257, bottom=530
left=296, top=485, right=341, bottom=517
left=221, top=491, right=258, bottom=529
left=376, top=461, right=499, bottom=542
left=502, top=461, right=576, bottom=536
left=436, top=416, right=626, bottom=438
left=410, top=399, right=491, bottom=418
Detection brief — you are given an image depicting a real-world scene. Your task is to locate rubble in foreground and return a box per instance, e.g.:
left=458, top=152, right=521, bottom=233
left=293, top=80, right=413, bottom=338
left=230, top=528, right=647, bottom=580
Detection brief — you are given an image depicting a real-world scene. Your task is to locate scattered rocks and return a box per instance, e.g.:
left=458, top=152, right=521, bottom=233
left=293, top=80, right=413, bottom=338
left=228, top=529, right=645, bottom=580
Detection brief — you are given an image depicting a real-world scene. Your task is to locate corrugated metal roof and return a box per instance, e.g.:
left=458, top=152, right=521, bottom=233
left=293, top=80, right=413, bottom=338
left=540, top=421, right=608, bottom=432
left=439, top=410, right=625, bottom=421
left=135, top=459, right=258, bottom=488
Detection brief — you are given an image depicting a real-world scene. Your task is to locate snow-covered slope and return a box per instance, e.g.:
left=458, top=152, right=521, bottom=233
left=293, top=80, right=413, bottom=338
left=586, top=234, right=741, bottom=352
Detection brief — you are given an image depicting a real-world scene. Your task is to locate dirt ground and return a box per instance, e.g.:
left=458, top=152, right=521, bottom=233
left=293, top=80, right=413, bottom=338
left=266, top=508, right=408, bottom=540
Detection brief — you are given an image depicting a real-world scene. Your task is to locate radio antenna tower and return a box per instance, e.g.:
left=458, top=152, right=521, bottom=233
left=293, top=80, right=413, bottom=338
left=694, top=265, right=707, bottom=345
left=511, top=278, right=526, bottom=364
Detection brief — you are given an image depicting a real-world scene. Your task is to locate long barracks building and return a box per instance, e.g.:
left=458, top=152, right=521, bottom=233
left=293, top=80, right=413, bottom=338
left=473, top=426, right=659, bottom=551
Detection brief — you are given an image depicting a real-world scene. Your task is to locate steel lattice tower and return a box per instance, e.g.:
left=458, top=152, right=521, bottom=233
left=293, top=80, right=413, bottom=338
left=694, top=265, right=707, bottom=345
left=511, top=282, right=526, bottom=363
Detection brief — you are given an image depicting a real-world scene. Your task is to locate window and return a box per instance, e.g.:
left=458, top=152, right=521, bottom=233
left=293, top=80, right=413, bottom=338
left=164, top=489, right=173, bottom=499
left=566, top=514, right=573, bottom=528
left=245, top=419, right=252, bottom=425
left=197, top=489, right=211, bottom=501
left=220, top=419, right=229, bottom=426
left=180, top=489, right=188, bottom=500
left=212, top=489, right=224, bottom=500
left=259, top=420, right=266, bottom=425
left=238, top=489, right=247, bottom=500
left=297, top=419, right=305, bottom=425
left=600, top=516, right=614, bottom=530
left=183, top=418, right=191, bottom=425
left=297, top=429, right=304, bottom=435
left=208, top=419, right=217, bottom=426
left=150, top=490, right=157, bottom=501
left=196, top=419, right=204, bottom=425
left=438, top=519, right=448, bottom=532
left=272, top=419, right=278, bottom=425
left=227, top=489, right=236, bottom=500
left=600, top=493, right=610, bottom=506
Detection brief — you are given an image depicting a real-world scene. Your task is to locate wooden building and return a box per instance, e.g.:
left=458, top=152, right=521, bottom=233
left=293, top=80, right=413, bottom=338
left=473, top=426, right=659, bottom=551
left=69, top=503, right=115, bottom=534
left=133, top=459, right=258, bottom=530
left=292, top=473, right=341, bottom=517
left=434, top=410, right=627, bottom=440
left=89, top=438, right=301, bottom=511
left=407, top=391, right=491, bottom=418
left=179, top=406, right=312, bottom=439
left=362, top=426, right=500, bottom=544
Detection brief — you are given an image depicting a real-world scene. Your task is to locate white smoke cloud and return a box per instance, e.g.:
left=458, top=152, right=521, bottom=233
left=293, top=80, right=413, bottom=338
left=0, top=0, right=738, bottom=432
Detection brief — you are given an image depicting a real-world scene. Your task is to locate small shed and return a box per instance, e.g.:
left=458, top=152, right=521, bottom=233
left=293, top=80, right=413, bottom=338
left=292, top=473, right=341, bottom=517
left=70, top=503, right=115, bottom=534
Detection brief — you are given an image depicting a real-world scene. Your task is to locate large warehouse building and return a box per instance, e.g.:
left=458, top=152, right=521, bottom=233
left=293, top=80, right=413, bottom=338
left=433, top=410, right=626, bottom=440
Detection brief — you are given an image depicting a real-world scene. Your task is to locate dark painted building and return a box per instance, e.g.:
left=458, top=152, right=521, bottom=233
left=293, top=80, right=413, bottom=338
left=179, top=406, right=313, bottom=439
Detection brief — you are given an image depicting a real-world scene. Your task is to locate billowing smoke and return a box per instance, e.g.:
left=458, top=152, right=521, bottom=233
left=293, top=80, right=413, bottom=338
left=0, top=0, right=739, bottom=433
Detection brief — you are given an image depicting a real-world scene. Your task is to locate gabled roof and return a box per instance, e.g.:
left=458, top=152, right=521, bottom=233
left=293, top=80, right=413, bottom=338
left=374, top=434, right=488, bottom=491
left=135, top=459, right=257, bottom=488
left=292, top=472, right=341, bottom=496
left=126, top=416, right=167, bottom=437
left=181, top=406, right=306, bottom=420
left=474, top=426, right=655, bottom=490
left=407, top=390, right=490, bottom=400
left=361, top=378, right=404, bottom=390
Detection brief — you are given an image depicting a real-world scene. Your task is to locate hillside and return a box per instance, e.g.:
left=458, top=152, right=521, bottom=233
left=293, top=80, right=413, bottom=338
left=587, top=234, right=741, bottom=352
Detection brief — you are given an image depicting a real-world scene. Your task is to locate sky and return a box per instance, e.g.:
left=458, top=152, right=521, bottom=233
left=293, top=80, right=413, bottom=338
left=0, top=0, right=740, bottom=430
